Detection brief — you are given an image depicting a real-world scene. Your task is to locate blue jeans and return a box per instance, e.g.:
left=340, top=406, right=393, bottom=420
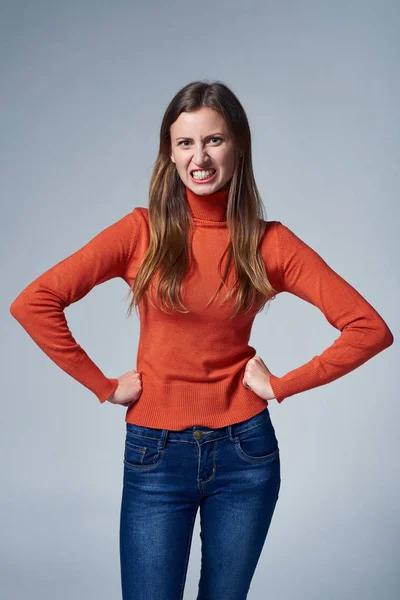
left=119, top=406, right=281, bottom=600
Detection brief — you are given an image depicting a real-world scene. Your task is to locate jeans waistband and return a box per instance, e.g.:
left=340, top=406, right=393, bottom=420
left=125, top=406, right=271, bottom=447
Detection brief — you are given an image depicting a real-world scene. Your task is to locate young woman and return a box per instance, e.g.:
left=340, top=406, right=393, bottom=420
left=10, top=80, right=394, bottom=600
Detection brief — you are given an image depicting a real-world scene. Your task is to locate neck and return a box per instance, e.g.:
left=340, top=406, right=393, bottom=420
left=185, top=182, right=230, bottom=222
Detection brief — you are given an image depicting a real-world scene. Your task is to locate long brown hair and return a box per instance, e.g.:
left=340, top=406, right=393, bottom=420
left=125, top=80, right=278, bottom=320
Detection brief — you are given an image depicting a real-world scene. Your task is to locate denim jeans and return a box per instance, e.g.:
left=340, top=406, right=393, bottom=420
left=119, top=405, right=281, bottom=600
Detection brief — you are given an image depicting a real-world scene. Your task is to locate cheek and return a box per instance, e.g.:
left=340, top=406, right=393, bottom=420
left=174, top=161, right=189, bottom=180
left=218, top=148, right=236, bottom=168
left=222, top=154, right=236, bottom=174
left=179, top=163, right=190, bottom=175
left=173, top=159, right=184, bottom=172
left=174, top=155, right=189, bottom=169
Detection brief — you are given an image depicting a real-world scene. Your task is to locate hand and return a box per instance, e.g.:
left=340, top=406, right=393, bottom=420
left=242, top=355, right=276, bottom=402
left=106, top=370, right=142, bottom=407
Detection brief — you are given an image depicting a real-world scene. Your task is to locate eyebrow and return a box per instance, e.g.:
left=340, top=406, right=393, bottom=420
left=175, top=132, right=225, bottom=141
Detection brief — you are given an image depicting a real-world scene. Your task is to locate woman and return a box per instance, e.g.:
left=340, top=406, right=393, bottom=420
left=10, top=80, right=394, bottom=600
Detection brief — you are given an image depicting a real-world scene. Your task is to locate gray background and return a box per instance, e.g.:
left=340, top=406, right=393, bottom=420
left=2, top=1, right=398, bottom=598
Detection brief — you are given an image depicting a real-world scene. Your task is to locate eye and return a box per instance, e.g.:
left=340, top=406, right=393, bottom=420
left=177, top=137, right=222, bottom=147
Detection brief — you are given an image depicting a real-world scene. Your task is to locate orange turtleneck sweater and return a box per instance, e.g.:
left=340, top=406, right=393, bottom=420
left=10, top=185, right=394, bottom=430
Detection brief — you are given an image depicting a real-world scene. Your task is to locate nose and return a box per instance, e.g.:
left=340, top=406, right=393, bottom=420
left=192, top=145, right=211, bottom=168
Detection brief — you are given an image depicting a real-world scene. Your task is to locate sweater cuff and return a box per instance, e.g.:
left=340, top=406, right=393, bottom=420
left=269, top=374, right=286, bottom=403
left=99, top=378, right=119, bottom=404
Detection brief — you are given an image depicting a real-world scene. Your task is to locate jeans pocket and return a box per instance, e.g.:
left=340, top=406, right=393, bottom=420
left=233, top=418, right=279, bottom=464
left=124, top=432, right=164, bottom=471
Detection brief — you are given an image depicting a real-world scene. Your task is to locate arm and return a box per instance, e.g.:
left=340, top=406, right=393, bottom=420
left=9, top=208, right=141, bottom=403
left=268, top=221, right=394, bottom=402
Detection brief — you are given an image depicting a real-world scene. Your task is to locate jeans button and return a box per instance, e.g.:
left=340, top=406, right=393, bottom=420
left=193, top=430, right=204, bottom=440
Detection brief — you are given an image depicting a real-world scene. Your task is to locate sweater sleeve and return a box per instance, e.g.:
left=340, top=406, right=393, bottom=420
left=268, top=221, right=394, bottom=403
left=9, top=208, right=140, bottom=404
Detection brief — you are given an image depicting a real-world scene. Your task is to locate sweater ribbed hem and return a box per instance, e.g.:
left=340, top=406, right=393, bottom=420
left=124, top=382, right=271, bottom=430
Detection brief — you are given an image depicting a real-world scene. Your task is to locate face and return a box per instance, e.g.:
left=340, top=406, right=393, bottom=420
left=169, top=107, right=237, bottom=194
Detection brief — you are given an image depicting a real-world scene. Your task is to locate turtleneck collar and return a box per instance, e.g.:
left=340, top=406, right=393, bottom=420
left=185, top=182, right=230, bottom=223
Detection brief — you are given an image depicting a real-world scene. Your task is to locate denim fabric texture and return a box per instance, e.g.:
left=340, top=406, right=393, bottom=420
left=119, top=406, right=281, bottom=600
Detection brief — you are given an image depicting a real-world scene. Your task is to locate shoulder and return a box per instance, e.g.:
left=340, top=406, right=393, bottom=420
left=129, top=205, right=148, bottom=222
left=258, top=219, right=313, bottom=292
left=102, top=206, right=148, bottom=262
left=259, top=219, right=314, bottom=253
left=258, top=219, right=281, bottom=248
left=131, top=206, right=149, bottom=228
left=133, top=206, right=148, bottom=218
left=118, top=206, right=148, bottom=234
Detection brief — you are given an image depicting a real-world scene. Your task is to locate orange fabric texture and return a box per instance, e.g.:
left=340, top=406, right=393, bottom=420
left=10, top=185, right=394, bottom=430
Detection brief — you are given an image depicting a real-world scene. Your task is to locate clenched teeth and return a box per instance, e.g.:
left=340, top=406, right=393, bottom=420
left=191, top=169, right=216, bottom=179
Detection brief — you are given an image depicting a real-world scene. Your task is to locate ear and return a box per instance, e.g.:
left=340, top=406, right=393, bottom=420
left=170, top=152, right=176, bottom=164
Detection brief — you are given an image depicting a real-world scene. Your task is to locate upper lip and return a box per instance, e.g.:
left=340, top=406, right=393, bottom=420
left=191, top=167, right=216, bottom=172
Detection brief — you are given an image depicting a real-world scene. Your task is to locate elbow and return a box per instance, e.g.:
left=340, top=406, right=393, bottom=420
left=10, top=297, right=23, bottom=320
left=10, top=292, right=30, bottom=324
left=374, top=319, right=394, bottom=352
left=382, top=326, right=394, bottom=349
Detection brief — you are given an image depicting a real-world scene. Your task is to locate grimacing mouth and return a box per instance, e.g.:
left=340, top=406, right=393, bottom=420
left=190, top=168, right=216, bottom=175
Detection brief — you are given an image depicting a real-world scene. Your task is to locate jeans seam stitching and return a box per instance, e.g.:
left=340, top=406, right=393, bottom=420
left=179, top=507, right=198, bottom=600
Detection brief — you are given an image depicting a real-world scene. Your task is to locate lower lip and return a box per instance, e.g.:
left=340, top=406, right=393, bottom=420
left=190, top=170, right=217, bottom=183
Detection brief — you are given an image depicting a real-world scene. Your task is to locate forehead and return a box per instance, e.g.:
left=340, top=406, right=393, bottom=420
left=170, top=107, right=228, bottom=135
